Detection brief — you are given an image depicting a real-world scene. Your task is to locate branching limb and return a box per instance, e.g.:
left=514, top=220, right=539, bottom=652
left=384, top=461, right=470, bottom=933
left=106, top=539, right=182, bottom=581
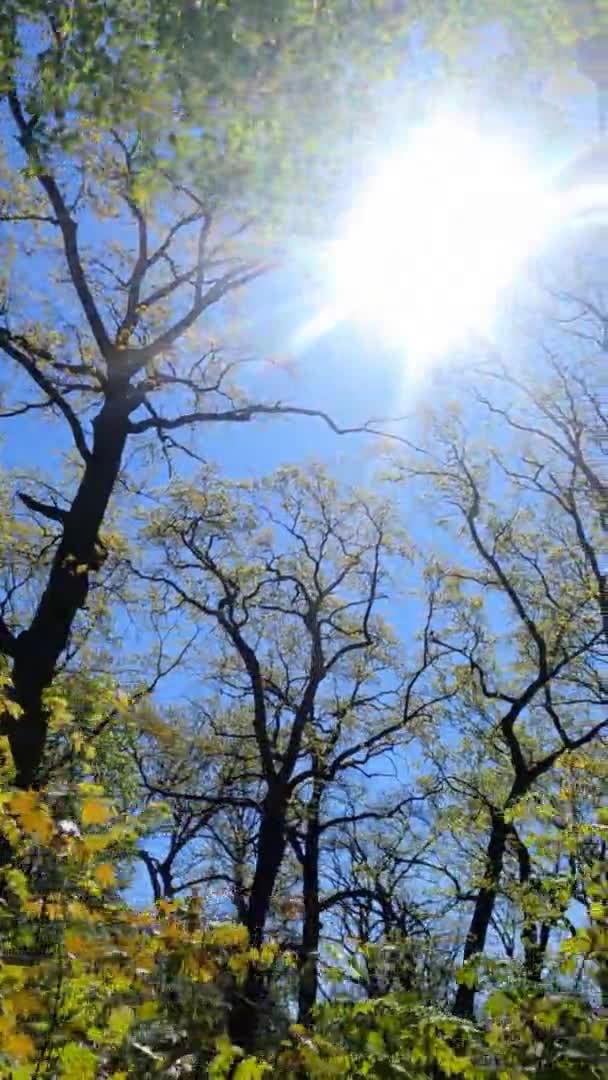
left=17, top=492, right=67, bottom=524
left=127, top=402, right=421, bottom=444
left=7, top=90, right=113, bottom=363
left=0, top=329, right=91, bottom=462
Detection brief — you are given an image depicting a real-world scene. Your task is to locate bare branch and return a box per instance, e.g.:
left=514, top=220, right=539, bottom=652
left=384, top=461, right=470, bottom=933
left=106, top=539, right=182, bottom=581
left=8, top=90, right=113, bottom=363
left=127, top=402, right=418, bottom=443
left=0, top=399, right=54, bottom=419
left=17, top=492, right=67, bottom=524
left=124, top=264, right=271, bottom=374
left=0, top=330, right=91, bottom=462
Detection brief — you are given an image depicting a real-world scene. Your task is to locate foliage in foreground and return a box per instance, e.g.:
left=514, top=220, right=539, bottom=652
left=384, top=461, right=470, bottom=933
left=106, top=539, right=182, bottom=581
left=0, top=741, right=604, bottom=1078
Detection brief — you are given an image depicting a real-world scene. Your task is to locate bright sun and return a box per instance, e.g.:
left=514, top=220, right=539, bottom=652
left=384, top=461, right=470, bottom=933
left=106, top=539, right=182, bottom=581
left=330, top=114, right=553, bottom=362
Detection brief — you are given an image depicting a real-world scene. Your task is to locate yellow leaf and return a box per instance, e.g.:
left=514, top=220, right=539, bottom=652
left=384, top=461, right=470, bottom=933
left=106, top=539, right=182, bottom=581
left=161, top=921, right=182, bottom=944
left=67, top=900, right=92, bottom=921
left=209, top=924, right=249, bottom=949
left=0, top=1015, right=15, bottom=1038
left=5, top=1031, right=36, bottom=1060
left=82, top=833, right=112, bottom=854
left=183, top=952, right=216, bottom=982
left=12, top=989, right=44, bottom=1016
left=134, top=957, right=155, bottom=975
left=20, top=808, right=53, bottom=843
left=64, top=931, right=91, bottom=958
left=23, top=898, right=44, bottom=918
left=156, top=898, right=176, bottom=916
left=95, top=862, right=116, bottom=888
left=0, top=821, right=20, bottom=846
left=3, top=700, right=23, bottom=721
left=137, top=1000, right=158, bottom=1021
left=82, top=798, right=111, bottom=827
left=9, top=791, right=37, bottom=816
left=228, top=952, right=251, bottom=978
left=108, top=1004, right=134, bottom=1040
left=8, top=791, right=54, bottom=841
left=4, top=868, right=29, bottom=902
left=259, top=943, right=278, bottom=968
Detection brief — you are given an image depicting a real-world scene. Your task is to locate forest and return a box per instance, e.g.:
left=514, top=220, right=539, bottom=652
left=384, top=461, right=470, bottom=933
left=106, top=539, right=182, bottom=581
left=0, top=2, right=606, bottom=1077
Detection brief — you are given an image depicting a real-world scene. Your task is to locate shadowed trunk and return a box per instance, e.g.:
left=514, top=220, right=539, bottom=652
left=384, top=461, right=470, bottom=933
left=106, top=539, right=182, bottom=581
left=453, top=813, right=508, bottom=1019
left=298, top=773, right=322, bottom=1025
left=246, top=790, right=290, bottom=950
left=4, top=393, right=130, bottom=788
left=227, top=785, right=289, bottom=1052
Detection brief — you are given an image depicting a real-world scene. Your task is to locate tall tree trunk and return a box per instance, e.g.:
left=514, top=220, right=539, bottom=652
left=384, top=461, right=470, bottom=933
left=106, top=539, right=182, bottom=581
left=298, top=774, right=322, bottom=1025
left=245, top=792, right=289, bottom=949
left=227, top=786, right=288, bottom=1052
left=453, top=814, right=508, bottom=1019
left=5, top=394, right=129, bottom=788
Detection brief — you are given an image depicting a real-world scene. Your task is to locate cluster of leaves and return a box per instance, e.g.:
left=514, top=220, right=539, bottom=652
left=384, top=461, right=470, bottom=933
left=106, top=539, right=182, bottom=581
left=0, top=673, right=604, bottom=1076
left=0, top=766, right=280, bottom=1075
left=278, top=980, right=607, bottom=1079
left=0, top=800, right=604, bottom=1079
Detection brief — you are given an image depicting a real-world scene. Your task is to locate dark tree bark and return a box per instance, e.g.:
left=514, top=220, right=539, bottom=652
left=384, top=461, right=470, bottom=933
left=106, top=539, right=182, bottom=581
left=297, top=770, right=322, bottom=1025
left=244, top=788, right=290, bottom=950
left=6, top=394, right=130, bottom=788
left=227, top=785, right=290, bottom=1051
left=453, top=814, right=507, bottom=1019
left=139, top=849, right=177, bottom=903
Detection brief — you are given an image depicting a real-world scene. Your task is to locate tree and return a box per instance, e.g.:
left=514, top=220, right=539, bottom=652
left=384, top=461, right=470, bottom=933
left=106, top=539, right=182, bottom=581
left=394, top=339, right=608, bottom=1017
left=2, top=0, right=434, bottom=790
left=320, top=804, right=453, bottom=1006
left=131, top=465, right=406, bottom=1042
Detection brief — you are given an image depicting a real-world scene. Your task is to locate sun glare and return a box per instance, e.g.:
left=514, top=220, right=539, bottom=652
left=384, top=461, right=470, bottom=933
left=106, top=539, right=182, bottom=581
left=330, top=114, right=552, bottom=363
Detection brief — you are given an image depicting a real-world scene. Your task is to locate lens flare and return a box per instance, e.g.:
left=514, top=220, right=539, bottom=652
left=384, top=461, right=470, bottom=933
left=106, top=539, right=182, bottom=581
left=331, top=114, right=552, bottom=362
